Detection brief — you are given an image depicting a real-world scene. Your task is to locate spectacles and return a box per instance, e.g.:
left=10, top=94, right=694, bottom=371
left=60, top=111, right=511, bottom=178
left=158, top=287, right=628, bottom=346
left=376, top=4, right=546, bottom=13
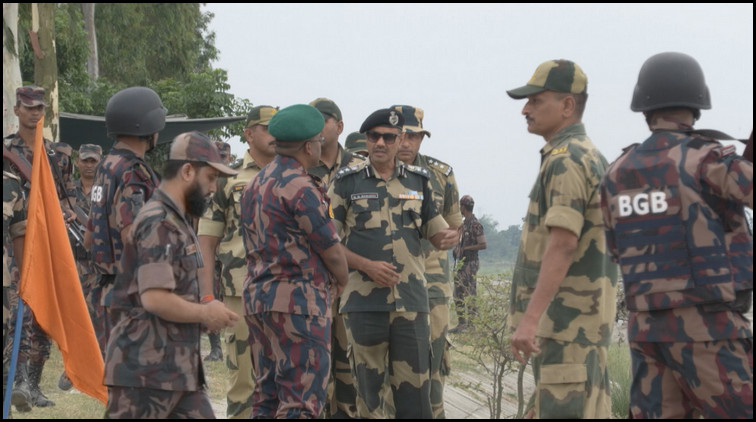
left=365, top=131, right=400, bottom=145
left=308, top=137, right=325, bottom=145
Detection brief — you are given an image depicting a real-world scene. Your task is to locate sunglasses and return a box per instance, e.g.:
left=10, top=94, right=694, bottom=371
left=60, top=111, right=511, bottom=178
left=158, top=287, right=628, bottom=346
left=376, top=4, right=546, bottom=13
left=365, top=131, right=400, bottom=145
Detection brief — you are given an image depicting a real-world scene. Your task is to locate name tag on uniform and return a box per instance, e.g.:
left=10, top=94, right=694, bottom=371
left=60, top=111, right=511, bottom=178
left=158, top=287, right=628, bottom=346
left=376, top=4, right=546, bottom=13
left=351, top=193, right=379, bottom=200
left=231, top=184, right=245, bottom=193
left=398, top=190, right=423, bottom=200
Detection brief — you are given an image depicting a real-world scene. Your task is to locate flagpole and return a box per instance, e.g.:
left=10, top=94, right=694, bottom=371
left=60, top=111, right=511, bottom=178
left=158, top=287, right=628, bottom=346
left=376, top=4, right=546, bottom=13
left=2, top=298, right=25, bottom=418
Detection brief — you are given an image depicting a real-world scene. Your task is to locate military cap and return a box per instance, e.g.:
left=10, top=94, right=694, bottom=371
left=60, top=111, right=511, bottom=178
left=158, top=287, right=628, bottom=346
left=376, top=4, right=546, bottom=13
left=309, top=97, right=342, bottom=121
left=391, top=105, right=431, bottom=137
left=214, top=141, right=231, bottom=162
left=16, top=86, right=47, bottom=107
left=245, top=105, right=279, bottom=128
left=268, top=104, right=325, bottom=142
left=507, top=59, right=588, bottom=99
left=460, top=195, right=475, bottom=207
left=345, top=131, right=368, bottom=154
left=359, top=108, right=404, bottom=133
left=78, top=144, right=103, bottom=160
left=169, top=131, right=239, bottom=177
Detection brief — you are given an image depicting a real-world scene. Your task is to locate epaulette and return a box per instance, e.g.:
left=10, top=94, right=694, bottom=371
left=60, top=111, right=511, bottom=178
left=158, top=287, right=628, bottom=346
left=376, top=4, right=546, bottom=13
left=403, top=164, right=431, bottom=179
left=621, top=143, right=640, bottom=153
left=550, top=145, right=569, bottom=156
left=335, top=160, right=368, bottom=180
left=424, top=155, right=453, bottom=176
left=230, top=158, right=243, bottom=169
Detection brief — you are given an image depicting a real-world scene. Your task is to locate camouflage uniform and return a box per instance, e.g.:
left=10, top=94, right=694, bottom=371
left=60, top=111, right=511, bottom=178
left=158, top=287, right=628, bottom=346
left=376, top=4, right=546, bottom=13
left=3, top=166, right=27, bottom=410
left=198, top=150, right=263, bottom=418
left=241, top=154, right=342, bottom=418
left=5, top=134, right=74, bottom=406
left=413, top=153, right=462, bottom=418
left=600, top=123, right=753, bottom=419
left=309, top=144, right=366, bottom=419
left=87, top=146, right=159, bottom=350
left=508, top=123, right=618, bottom=419
left=329, top=159, right=449, bottom=419
left=104, top=188, right=214, bottom=418
left=453, top=211, right=484, bottom=328
left=344, top=132, right=368, bottom=157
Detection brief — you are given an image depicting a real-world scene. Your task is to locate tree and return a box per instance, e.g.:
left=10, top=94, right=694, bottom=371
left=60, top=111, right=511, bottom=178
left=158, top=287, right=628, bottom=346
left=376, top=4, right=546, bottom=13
left=81, top=3, right=97, bottom=80
left=30, top=3, right=59, bottom=140
left=3, top=3, right=22, bottom=135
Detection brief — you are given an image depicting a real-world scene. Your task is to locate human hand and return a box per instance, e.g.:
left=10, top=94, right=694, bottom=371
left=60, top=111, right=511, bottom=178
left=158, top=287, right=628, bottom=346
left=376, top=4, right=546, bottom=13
left=430, top=228, right=459, bottom=251
left=364, top=260, right=400, bottom=287
left=201, top=300, right=239, bottom=332
left=510, top=316, right=540, bottom=365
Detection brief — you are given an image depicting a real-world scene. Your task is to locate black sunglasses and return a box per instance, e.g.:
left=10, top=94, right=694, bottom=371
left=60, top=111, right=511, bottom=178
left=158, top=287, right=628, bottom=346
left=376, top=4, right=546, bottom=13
left=365, top=131, right=400, bottom=145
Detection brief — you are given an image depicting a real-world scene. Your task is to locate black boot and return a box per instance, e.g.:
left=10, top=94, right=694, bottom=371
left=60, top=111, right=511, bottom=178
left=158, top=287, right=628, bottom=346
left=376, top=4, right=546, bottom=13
left=204, top=332, right=223, bottom=362
left=27, top=361, right=55, bottom=407
left=11, top=363, right=32, bottom=413
left=58, top=371, right=73, bottom=391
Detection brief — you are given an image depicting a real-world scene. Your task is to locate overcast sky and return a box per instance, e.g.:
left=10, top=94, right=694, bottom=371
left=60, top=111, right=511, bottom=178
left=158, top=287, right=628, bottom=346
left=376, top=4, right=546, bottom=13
left=203, top=3, right=753, bottom=228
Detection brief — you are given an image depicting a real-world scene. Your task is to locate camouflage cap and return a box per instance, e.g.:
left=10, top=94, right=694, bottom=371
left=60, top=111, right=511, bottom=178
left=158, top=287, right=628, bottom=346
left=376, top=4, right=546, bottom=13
left=269, top=104, right=325, bottom=142
left=214, top=141, right=231, bottom=162
left=460, top=195, right=475, bottom=207
left=359, top=108, right=404, bottom=133
left=245, top=105, right=279, bottom=128
left=78, top=144, right=103, bottom=160
left=309, top=97, right=342, bottom=121
left=391, top=105, right=431, bottom=138
left=16, top=86, right=47, bottom=107
left=169, top=131, right=239, bottom=177
left=345, top=131, right=368, bottom=154
left=507, top=59, right=588, bottom=99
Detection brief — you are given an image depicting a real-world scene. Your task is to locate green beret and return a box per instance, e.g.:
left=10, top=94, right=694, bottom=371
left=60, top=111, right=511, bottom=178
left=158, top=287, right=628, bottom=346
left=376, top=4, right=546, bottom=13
left=269, top=104, right=325, bottom=142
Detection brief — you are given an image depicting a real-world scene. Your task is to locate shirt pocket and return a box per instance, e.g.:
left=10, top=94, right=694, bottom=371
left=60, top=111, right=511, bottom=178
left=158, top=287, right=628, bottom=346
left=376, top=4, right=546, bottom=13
left=351, top=197, right=382, bottom=230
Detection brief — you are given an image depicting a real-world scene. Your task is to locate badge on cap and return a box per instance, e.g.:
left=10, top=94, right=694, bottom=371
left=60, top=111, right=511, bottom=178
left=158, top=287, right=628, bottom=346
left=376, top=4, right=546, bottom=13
left=389, top=111, right=399, bottom=126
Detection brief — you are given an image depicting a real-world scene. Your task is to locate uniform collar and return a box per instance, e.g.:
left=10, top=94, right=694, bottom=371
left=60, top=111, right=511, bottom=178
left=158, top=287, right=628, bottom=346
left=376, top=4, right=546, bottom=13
left=540, top=122, right=585, bottom=157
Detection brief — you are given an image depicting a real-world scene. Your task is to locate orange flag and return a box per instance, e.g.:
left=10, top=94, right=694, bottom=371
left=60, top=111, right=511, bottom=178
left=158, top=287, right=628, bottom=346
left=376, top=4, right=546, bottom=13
left=18, top=119, right=107, bottom=404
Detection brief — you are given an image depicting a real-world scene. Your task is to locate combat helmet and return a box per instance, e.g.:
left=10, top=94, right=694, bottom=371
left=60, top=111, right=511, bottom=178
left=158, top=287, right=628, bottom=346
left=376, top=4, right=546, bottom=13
left=105, top=87, right=167, bottom=137
left=631, top=52, right=711, bottom=119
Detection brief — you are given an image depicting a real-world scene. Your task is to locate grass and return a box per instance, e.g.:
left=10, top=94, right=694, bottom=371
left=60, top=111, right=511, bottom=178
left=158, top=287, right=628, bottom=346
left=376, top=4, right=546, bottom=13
left=608, top=341, right=632, bottom=419
left=8, top=333, right=229, bottom=419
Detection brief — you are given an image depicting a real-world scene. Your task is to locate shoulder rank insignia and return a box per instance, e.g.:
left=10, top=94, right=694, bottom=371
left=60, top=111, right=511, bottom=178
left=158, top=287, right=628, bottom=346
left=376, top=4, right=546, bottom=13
left=404, top=164, right=430, bottom=178
left=230, top=158, right=243, bottom=169
left=426, top=156, right=453, bottom=176
left=335, top=163, right=364, bottom=180
left=551, top=146, right=568, bottom=155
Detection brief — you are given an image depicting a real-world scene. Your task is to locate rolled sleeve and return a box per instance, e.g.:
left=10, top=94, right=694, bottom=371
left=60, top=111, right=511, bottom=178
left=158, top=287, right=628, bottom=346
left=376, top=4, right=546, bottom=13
left=136, top=262, right=176, bottom=294
left=544, top=205, right=584, bottom=238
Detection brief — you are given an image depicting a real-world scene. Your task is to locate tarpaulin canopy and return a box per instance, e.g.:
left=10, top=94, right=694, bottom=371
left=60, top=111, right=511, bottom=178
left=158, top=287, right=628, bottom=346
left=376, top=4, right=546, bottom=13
left=59, top=112, right=245, bottom=151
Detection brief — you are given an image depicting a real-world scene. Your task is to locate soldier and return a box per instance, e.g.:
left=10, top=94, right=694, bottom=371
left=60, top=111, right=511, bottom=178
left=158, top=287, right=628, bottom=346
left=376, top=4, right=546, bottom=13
left=304, top=98, right=365, bottom=419
left=59, top=143, right=103, bottom=391
left=328, top=108, right=458, bottom=418
left=197, top=105, right=278, bottom=419
left=103, top=131, right=239, bottom=418
left=84, top=87, right=166, bottom=355
left=241, top=104, right=349, bottom=417
left=204, top=139, right=232, bottom=363
left=600, top=52, right=753, bottom=419
left=3, top=155, right=31, bottom=414
left=307, top=98, right=365, bottom=187
left=345, top=131, right=369, bottom=157
left=392, top=104, right=463, bottom=418
left=5, top=85, right=76, bottom=409
left=450, top=194, right=486, bottom=334
left=506, top=59, right=618, bottom=419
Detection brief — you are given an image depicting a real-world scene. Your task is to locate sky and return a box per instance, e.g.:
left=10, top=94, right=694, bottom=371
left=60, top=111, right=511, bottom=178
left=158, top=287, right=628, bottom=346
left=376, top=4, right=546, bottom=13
left=203, top=3, right=753, bottom=228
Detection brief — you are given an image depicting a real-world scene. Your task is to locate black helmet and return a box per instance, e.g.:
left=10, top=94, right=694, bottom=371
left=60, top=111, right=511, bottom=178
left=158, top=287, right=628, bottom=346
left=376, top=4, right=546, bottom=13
left=105, top=87, right=166, bottom=137
left=631, top=52, right=711, bottom=118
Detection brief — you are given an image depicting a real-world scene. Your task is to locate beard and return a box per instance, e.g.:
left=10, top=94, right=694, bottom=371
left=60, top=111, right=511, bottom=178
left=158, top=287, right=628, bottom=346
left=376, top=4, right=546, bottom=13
left=186, top=180, right=210, bottom=218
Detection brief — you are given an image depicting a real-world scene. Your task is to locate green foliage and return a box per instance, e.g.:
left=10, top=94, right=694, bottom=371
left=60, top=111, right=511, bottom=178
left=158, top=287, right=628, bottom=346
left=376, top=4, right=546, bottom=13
left=608, top=343, right=632, bottom=418
left=95, top=4, right=217, bottom=86
left=453, top=271, right=528, bottom=419
left=477, top=215, right=521, bottom=273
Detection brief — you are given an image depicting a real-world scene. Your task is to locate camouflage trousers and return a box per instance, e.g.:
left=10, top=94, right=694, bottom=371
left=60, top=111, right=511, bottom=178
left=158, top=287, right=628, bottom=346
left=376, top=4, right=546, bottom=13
left=344, top=311, right=432, bottom=419
left=429, top=297, right=452, bottom=419
left=531, top=338, right=611, bottom=419
left=4, top=285, right=51, bottom=367
left=629, top=338, right=753, bottom=419
left=97, top=274, right=117, bottom=353
left=87, top=282, right=107, bottom=356
left=453, top=259, right=478, bottom=326
left=105, top=386, right=215, bottom=418
left=326, top=297, right=359, bottom=418
left=245, top=312, right=331, bottom=418
left=225, top=296, right=255, bottom=419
